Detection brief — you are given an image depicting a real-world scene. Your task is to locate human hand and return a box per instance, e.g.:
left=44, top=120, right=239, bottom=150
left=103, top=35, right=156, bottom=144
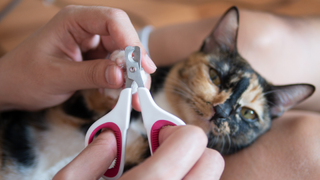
left=53, top=125, right=225, bottom=180
left=0, top=5, right=156, bottom=111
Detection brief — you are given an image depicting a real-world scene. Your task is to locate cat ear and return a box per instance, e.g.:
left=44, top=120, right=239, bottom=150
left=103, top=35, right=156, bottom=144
left=201, top=6, right=239, bottom=54
left=269, top=84, right=315, bottom=118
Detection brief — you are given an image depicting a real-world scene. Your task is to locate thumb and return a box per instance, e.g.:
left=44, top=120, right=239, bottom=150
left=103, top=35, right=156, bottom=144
left=53, top=129, right=117, bottom=180
left=56, top=58, right=124, bottom=92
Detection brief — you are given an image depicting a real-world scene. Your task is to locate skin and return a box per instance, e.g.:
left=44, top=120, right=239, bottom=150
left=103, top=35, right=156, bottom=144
left=222, top=111, right=320, bottom=179
left=1, top=5, right=319, bottom=179
left=0, top=5, right=224, bottom=180
left=54, top=126, right=225, bottom=180
left=0, top=5, right=156, bottom=112
left=148, top=8, right=320, bottom=179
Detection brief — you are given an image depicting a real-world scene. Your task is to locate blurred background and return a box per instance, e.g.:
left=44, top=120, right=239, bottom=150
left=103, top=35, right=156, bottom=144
left=0, top=0, right=320, bottom=55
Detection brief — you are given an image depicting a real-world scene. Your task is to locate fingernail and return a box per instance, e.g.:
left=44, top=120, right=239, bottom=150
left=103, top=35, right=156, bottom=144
left=106, top=65, right=121, bottom=85
left=145, top=54, right=157, bottom=73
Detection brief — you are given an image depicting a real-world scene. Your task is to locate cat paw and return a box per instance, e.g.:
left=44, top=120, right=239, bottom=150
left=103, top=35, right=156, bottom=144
left=108, top=49, right=149, bottom=94
left=99, top=50, right=126, bottom=99
left=109, top=50, right=126, bottom=69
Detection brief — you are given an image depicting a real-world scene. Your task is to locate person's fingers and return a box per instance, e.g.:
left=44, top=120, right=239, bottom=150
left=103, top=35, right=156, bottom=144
left=53, top=129, right=117, bottom=180
left=120, top=125, right=208, bottom=180
left=131, top=75, right=151, bottom=111
left=47, top=58, right=125, bottom=93
left=56, top=5, right=156, bottom=74
left=131, top=93, right=141, bottom=112
left=141, top=54, right=157, bottom=74
left=183, top=148, right=225, bottom=180
left=52, top=58, right=151, bottom=100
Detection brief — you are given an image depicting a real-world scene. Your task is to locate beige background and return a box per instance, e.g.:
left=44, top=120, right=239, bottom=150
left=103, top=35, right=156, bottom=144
left=0, top=0, right=320, bottom=54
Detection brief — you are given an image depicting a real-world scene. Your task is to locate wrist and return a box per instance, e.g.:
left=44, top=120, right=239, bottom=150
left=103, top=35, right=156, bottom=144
left=148, top=17, right=218, bottom=66
left=137, top=25, right=153, bottom=56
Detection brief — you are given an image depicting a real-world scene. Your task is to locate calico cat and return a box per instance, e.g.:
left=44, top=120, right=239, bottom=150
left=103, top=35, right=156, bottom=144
left=149, top=7, right=315, bottom=155
left=0, top=6, right=314, bottom=179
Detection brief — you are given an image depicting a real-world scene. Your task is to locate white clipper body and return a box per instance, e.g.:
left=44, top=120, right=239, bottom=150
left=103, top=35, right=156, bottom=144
left=85, top=46, right=185, bottom=180
left=138, top=87, right=185, bottom=154
left=84, top=88, right=131, bottom=180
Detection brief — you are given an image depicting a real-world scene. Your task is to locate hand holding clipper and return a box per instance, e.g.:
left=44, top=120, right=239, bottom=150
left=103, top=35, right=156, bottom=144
left=85, top=46, right=185, bottom=180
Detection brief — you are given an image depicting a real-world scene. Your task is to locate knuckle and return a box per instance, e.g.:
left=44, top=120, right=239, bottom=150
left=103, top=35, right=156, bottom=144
left=59, top=5, right=77, bottom=15
left=207, top=149, right=225, bottom=165
left=132, top=40, right=143, bottom=47
left=84, top=61, right=102, bottom=87
left=106, top=8, right=129, bottom=20
left=184, top=125, right=208, bottom=144
left=203, top=149, right=225, bottom=176
left=56, top=5, right=81, bottom=23
left=62, top=5, right=77, bottom=10
left=93, top=130, right=117, bottom=157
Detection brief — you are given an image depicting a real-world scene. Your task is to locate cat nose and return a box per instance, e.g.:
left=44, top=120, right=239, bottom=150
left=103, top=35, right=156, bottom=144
left=213, top=104, right=232, bottom=118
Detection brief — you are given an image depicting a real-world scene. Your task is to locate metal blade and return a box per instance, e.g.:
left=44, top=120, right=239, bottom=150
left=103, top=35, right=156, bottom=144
left=125, top=46, right=144, bottom=88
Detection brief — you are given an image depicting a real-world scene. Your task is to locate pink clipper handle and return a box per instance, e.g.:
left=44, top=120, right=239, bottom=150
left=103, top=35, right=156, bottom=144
left=137, top=87, right=186, bottom=155
left=150, top=120, right=178, bottom=153
left=86, top=122, right=122, bottom=178
left=84, top=88, right=131, bottom=180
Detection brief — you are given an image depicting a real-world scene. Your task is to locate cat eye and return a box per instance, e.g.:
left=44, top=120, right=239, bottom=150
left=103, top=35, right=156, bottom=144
left=240, top=107, right=258, bottom=122
left=209, top=68, right=221, bottom=86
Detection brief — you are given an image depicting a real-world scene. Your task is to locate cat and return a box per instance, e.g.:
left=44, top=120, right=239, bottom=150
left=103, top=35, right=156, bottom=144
left=147, top=6, right=315, bottom=156
left=0, top=6, right=314, bottom=179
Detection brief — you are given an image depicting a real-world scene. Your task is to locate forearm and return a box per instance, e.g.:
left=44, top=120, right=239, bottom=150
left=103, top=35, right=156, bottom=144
left=148, top=17, right=218, bottom=66
left=238, top=10, right=320, bottom=112
left=222, top=110, right=320, bottom=179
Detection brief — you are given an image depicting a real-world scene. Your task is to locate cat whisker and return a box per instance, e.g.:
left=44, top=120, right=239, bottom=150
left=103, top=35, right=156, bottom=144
left=265, top=100, right=276, bottom=107
left=164, top=87, right=193, bottom=100
left=262, top=89, right=285, bottom=96
left=226, top=133, right=231, bottom=153
left=210, top=133, right=219, bottom=148
left=208, top=132, right=215, bottom=148
left=164, top=82, right=196, bottom=100
left=221, top=134, right=226, bottom=154
left=164, top=78, right=196, bottom=96
left=163, top=76, right=191, bottom=88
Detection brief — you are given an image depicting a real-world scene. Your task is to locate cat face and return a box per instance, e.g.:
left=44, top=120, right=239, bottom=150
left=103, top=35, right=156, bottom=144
left=164, top=7, right=315, bottom=154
